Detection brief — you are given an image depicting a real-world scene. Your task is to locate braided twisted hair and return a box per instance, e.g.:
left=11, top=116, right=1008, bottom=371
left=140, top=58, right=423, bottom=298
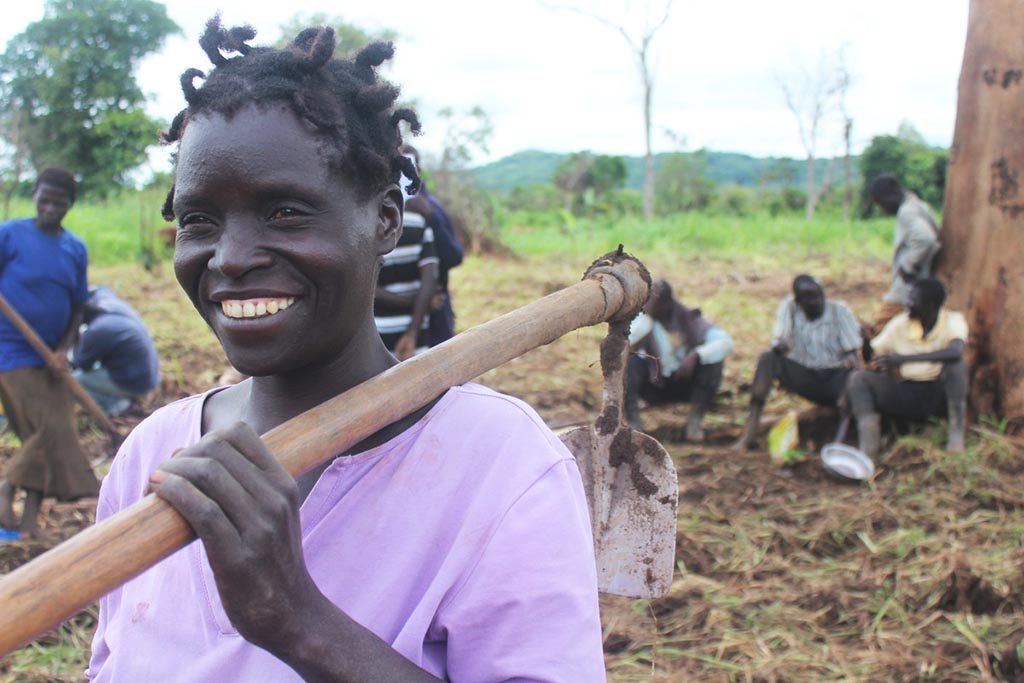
left=161, top=16, right=421, bottom=220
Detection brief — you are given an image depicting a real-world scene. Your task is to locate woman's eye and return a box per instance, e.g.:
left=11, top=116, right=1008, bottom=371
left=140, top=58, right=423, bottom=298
left=178, top=213, right=212, bottom=229
left=269, top=207, right=305, bottom=221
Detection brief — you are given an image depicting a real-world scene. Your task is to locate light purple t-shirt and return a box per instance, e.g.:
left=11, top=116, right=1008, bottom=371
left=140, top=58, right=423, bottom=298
left=87, top=383, right=606, bottom=681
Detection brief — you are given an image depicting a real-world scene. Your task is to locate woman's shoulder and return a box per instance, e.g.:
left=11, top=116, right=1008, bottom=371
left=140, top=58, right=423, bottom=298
left=99, top=391, right=211, bottom=511
left=440, top=383, right=561, bottom=435
left=426, top=383, right=574, bottom=471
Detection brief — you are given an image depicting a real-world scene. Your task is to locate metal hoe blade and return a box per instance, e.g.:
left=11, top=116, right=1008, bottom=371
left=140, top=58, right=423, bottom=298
left=560, top=320, right=678, bottom=598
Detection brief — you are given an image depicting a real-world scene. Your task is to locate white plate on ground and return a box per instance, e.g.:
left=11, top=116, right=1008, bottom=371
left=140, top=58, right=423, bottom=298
left=820, top=443, right=875, bottom=482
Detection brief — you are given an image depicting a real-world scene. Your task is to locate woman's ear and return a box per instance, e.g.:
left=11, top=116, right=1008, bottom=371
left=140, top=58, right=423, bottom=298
left=376, top=184, right=404, bottom=255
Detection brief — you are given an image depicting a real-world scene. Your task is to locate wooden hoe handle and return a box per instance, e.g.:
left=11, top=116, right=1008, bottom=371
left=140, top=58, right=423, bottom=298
left=0, top=251, right=650, bottom=655
left=0, top=293, right=118, bottom=435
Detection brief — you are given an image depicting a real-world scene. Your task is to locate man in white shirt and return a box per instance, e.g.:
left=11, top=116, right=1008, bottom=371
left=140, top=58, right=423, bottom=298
left=735, top=275, right=862, bottom=450
left=626, top=279, right=733, bottom=442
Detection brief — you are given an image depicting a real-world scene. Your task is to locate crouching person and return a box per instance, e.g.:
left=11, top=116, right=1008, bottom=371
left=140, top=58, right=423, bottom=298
left=72, top=286, right=160, bottom=417
left=846, top=278, right=968, bottom=460
left=625, top=278, right=733, bottom=442
left=735, top=275, right=862, bottom=449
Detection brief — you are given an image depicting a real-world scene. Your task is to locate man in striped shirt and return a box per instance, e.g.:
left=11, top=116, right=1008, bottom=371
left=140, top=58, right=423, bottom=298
left=374, top=192, right=439, bottom=360
left=735, top=275, right=862, bottom=449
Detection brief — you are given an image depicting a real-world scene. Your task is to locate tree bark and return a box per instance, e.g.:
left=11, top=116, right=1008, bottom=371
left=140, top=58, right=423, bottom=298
left=805, top=155, right=816, bottom=220
left=843, top=118, right=853, bottom=222
left=938, top=0, right=1024, bottom=423
left=643, top=67, right=655, bottom=220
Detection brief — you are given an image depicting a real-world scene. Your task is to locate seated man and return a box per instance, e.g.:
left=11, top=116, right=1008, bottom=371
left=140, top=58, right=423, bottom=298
left=72, top=286, right=160, bottom=417
left=626, top=279, right=733, bottom=442
left=846, top=278, right=968, bottom=460
left=735, top=275, right=862, bottom=449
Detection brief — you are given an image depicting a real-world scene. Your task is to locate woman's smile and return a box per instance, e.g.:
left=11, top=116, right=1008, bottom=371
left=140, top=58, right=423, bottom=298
left=219, top=297, right=296, bottom=319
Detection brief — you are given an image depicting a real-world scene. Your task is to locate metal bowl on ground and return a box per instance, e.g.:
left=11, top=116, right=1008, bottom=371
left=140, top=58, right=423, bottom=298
left=820, top=443, right=875, bottom=482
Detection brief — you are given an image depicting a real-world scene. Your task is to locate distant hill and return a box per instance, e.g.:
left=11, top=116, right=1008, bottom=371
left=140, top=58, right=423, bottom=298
left=470, top=149, right=858, bottom=193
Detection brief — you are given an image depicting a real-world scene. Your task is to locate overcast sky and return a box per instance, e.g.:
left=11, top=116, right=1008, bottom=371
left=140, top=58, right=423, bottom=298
left=2, top=1, right=970, bottom=170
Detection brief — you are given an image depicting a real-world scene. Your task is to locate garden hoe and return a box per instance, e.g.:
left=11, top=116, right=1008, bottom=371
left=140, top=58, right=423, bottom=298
left=560, top=315, right=678, bottom=598
left=0, top=249, right=679, bottom=655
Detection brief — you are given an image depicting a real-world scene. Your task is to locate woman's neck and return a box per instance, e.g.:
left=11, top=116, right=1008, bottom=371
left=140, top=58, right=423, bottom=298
left=242, top=335, right=397, bottom=434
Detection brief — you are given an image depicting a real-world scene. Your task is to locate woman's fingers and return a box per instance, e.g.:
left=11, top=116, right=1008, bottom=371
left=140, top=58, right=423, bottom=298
left=219, top=422, right=297, bottom=492
left=198, top=433, right=294, bottom=507
left=153, top=424, right=301, bottom=558
left=151, top=467, right=242, bottom=555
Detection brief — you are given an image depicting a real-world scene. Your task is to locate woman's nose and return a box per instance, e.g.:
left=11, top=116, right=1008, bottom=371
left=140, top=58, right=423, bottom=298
left=207, top=224, right=273, bottom=277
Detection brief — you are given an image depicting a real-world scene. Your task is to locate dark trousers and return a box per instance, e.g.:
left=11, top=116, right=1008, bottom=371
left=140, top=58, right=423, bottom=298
left=626, top=355, right=723, bottom=415
left=750, top=351, right=850, bottom=407
left=846, top=359, right=968, bottom=420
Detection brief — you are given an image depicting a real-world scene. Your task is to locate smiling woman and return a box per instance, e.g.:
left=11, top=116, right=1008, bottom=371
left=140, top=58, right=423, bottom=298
left=85, top=16, right=605, bottom=683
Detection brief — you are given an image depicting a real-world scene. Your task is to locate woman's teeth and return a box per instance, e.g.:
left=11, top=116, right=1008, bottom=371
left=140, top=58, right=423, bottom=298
left=220, top=297, right=295, bottom=319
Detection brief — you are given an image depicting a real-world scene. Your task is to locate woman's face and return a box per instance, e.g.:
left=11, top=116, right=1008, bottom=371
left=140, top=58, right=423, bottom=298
left=171, top=103, right=402, bottom=376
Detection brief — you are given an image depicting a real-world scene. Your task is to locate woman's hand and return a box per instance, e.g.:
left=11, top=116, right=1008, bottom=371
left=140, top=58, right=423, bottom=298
left=149, top=423, right=324, bottom=653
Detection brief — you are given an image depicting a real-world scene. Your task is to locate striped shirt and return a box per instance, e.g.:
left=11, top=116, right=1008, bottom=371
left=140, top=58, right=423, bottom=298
left=375, top=211, right=439, bottom=351
left=771, top=297, right=862, bottom=369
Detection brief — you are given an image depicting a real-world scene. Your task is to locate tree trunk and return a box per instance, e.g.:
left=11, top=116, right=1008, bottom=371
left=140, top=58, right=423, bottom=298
left=643, top=73, right=655, bottom=221
left=938, top=0, right=1024, bottom=424
left=805, top=155, right=816, bottom=220
left=843, top=118, right=853, bottom=222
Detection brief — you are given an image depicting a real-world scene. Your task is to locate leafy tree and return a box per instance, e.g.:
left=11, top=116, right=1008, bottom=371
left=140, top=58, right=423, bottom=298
left=0, top=107, right=30, bottom=218
left=654, top=150, right=715, bottom=214
left=713, top=184, right=754, bottom=217
left=758, top=157, right=800, bottom=188
left=429, top=107, right=505, bottom=255
left=276, top=13, right=397, bottom=53
left=554, top=152, right=627, bottom=213
left=507, top=184, right=562, bottom=212
left=0, top=0, right=179, bottom=197
left=858, top=125, right=948, bottom=216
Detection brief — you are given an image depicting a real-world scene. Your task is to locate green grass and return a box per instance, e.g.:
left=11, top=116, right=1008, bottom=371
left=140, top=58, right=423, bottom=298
left=502, top=209, right=893, bottom=263
left=6, top=190, right=892, bottom=267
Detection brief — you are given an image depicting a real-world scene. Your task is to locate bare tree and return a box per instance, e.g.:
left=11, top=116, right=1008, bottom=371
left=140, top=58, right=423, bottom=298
left=429, top=107, right=504, bottom=255
left=834, top=51, right=854, bottom=222
left=777, top=56, right=840, bottom=221
left=548, top=1, right=674, bottom=220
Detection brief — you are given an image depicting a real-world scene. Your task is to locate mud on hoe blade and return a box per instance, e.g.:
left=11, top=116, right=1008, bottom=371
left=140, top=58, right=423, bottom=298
left=0, top=248, right=677, bottom=654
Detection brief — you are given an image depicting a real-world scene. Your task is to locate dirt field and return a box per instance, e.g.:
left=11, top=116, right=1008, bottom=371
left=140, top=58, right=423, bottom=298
left=2, top=252, right=1023, bottom=681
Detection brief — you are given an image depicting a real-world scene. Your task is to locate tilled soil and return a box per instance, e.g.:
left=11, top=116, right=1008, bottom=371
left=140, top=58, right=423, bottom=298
left=2, top=256, right=1023, bottom=681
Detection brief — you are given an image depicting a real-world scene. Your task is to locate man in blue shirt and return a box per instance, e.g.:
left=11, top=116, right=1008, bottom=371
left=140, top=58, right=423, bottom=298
left=72, top=286, right=160, bottom=417
left=0, top=167, right=98, bottom=535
